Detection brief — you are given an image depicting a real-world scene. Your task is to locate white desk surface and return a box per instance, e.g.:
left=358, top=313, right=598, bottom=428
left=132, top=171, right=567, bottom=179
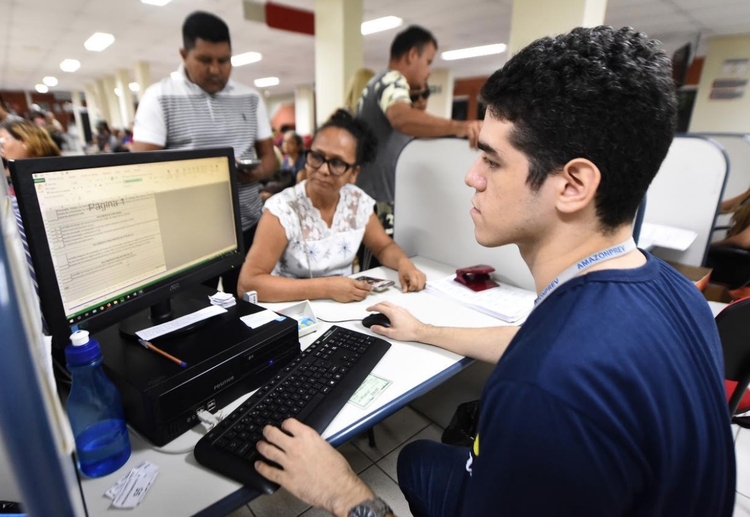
left=80, top=256, right=510, bottom=517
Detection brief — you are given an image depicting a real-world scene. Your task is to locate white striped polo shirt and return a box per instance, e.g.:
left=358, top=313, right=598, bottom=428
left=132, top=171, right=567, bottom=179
left=133, top=65, right=273, bottom=231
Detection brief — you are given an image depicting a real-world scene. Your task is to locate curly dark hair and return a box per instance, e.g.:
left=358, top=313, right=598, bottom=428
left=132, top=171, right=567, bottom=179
left=480, top=26, right=677, bottom=231
left=318, top=109, right=378, bottom=166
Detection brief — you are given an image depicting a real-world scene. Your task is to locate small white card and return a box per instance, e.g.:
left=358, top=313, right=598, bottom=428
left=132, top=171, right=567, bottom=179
left=105, top=461, right=160, bottom=509
left=349, top=374, right=392, bottom=409
left=240, top=309, right=285, bottom=329
left=136, top=305, right=226, bottom=341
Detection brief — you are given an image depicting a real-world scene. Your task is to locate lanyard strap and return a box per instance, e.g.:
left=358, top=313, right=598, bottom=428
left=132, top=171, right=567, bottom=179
left=534, top=237, right=637, bottom=307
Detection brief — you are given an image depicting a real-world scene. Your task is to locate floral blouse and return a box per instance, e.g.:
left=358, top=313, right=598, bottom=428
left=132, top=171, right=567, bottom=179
left=264, top=181, right=375, bottom=279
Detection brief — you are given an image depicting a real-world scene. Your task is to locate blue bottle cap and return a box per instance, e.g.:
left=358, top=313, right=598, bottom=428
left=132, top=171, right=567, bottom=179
left=65, top=330, right=102, bottom=366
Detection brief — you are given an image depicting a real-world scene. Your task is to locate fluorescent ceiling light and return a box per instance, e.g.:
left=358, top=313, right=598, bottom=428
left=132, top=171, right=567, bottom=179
left=43, top=76, right=58, bottom=87
left=361, top=16, right=403, bottom=36
left=35, top=84, right=49, bottom=93
left=141, top=0, right=172, bottom=5
left=114, top=88, right=122, bottom=96
left=60, top=59, right=81, bottom=72
left=254, top=77, right=279, bottom=88
left=129, top=82, right=140, bottom=92
left=84, top=32, right=115, bottom=52
left=441, top=43, right=507, bottom=61
left=232, top=52, right=262, bottom=67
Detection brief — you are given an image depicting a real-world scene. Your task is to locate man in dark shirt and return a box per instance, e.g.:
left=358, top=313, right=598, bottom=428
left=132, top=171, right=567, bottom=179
left=251, top=26, right=736, bottom=517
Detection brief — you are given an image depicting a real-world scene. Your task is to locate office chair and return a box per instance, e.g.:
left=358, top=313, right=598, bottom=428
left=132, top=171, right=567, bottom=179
left=715, top=297, right=750, bottom=428
left=706, top=244, right=750, bottom=291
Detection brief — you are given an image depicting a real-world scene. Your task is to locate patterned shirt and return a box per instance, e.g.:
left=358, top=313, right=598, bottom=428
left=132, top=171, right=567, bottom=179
left=264, top=181, right=375, bottom=278
left=355, top=70, right=413, bottom=204
left=133, top=65, right=273, bottom=231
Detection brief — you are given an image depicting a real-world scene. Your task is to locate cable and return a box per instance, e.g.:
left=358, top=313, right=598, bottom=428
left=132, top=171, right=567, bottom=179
left=318, top=317, right=363, bottom=324
left=126, top=409, right=226, bottom=455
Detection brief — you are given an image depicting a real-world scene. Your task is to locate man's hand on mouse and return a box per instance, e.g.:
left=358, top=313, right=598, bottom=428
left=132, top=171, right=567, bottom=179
left=365, top=301, right=427, bottom=342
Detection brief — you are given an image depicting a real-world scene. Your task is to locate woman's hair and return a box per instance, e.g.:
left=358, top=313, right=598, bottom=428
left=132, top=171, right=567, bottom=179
left=284, top=130, right=303, bottom=152
left=4, top=121, right=61, bottom=157
left=318, top=109, right=377, bottom=167
left=729, top=197, right=750, bottom=239
left=344, top=68, right=375, bottom=114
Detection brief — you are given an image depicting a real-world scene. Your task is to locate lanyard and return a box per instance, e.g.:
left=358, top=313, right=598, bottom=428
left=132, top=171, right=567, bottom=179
left=534, top=238, right=637, bottom=307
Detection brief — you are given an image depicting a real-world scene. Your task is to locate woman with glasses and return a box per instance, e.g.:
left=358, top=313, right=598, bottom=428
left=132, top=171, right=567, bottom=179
left=410, top=83, right=430, bottom=111
left=237, top=110, right=426, bottom=302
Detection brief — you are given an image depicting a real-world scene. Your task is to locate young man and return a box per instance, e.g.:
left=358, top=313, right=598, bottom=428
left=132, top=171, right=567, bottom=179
left=355, top=25, right=482, bottom=225
left=132, top=11, right=276, bottom=296
left=253, top=27, right=736, bottom=517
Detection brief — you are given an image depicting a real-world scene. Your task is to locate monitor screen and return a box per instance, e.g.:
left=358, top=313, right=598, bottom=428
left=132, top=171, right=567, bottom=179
left=10, top=147, right=243, bottom=349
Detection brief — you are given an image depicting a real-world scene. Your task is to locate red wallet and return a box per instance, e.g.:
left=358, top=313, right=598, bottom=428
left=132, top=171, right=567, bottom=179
left=454, top=264, right=499, bottom=292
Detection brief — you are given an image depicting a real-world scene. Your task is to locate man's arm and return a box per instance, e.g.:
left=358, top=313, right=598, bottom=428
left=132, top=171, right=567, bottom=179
left=130, top=142, right=164, bottom=152
left=386, top=102, right=481, bottom=148
left=366, top=301, right=519, bottom=364
left=131, top=85, right=167, bottom=152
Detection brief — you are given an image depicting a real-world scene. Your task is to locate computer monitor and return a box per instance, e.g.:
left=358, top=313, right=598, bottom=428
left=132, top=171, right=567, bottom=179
left=10, top=147, right=244, bottom=351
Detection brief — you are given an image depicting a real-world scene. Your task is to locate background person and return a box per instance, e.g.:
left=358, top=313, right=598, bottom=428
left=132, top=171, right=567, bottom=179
left=238, top=110, right=425, bottom=303
left=132, top=10, right=277, bottom=297
left=409, top=83, right=430, bottom=111
left=355, top=25, right=482, bottom=232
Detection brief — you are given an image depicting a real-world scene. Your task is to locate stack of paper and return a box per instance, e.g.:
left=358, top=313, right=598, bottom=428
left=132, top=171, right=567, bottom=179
left=426, top=275, right=536, bottom=323
left=638, top=222, right=698, bottom=251
left=209, top=291, right=236, bottom=308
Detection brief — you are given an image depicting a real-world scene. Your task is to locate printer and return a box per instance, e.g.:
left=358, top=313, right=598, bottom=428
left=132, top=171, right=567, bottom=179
left=94, top=299, right=299, bottom=446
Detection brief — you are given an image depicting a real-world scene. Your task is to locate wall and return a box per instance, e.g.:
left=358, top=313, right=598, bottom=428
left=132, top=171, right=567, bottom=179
left=453, top=76, right=488, bottom=121
left=0, top=90, right=69, bottom=130
left=424, top=68, right=453, bottom=119
left=689, top=35, right=750, bottom=133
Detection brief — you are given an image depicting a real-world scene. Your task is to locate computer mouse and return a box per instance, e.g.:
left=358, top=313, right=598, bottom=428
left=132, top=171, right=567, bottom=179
left=362, top=312, right=391, bottom=329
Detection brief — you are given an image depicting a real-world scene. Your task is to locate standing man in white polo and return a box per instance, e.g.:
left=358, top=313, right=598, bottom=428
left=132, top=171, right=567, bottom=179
left=133, top=11, right=276, bottom=296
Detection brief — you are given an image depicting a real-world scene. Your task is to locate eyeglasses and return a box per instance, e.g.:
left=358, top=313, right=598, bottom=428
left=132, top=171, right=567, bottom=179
left=305, top=149, right=355, bottom=176
left=410, top=88, right=431, bottom=102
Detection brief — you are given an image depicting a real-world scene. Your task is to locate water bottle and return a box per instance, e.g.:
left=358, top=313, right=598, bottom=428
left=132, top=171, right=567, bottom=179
left=65, top=330, right=131, bottom=477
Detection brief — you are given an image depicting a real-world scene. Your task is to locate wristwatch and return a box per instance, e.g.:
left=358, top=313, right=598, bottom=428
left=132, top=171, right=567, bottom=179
left=347, top=497, right=393, bottom=517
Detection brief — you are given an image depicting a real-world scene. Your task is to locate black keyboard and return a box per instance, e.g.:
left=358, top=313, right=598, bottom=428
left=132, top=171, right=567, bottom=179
left=194, top=325, right=391, bottom=493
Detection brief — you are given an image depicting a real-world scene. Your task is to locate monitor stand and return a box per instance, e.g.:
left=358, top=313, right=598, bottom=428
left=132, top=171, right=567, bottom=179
left=118, top=289, right=212, bottom=340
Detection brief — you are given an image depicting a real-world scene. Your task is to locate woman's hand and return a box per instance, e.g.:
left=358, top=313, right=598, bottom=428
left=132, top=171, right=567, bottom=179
left=397, top=259, right=427, bottom=292
left=327, top=277, right=373, bottom=302
left=365, top=301, right=427, bottom=342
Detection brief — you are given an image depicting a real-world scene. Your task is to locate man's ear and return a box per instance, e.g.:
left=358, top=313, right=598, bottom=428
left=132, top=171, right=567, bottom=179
left=179, top=48, right=187, bottom=61
left=406, top=46, right=420, bottom=65
left=554, top=158, right=600, bottom=215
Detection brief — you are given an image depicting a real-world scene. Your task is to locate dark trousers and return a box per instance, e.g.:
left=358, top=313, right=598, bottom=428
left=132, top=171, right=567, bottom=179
left=204, top=224, right=257, bottom=297
left=396, top=440, right=470, bottom=517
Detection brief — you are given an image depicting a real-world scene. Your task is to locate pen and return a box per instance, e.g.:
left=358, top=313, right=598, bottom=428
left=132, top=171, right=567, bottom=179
left=138, top=339, right=187, bottom=368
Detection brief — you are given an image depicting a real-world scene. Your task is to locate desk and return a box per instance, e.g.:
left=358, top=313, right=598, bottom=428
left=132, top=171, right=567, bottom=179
left=80, top=257, right=510, bottom=517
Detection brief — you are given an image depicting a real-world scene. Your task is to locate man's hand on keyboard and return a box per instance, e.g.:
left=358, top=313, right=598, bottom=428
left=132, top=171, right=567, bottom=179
left=255, top=418, right=376, bottom=517
left=366, top=301, right=426, bottom=342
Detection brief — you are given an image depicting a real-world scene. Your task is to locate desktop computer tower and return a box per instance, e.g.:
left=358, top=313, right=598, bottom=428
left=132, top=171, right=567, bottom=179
left=94, top=297, right=299, bottom=446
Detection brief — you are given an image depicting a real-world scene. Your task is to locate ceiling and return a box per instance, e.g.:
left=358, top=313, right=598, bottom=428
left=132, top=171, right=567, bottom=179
left=1, top=0, right=750, bottom=97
